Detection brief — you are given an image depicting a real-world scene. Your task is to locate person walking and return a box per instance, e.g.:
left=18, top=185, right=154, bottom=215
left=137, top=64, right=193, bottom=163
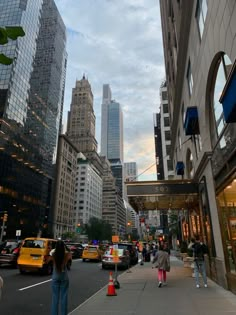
left=152, top=244, right=170, bottom=287
left=192, top=235, right=208, bottom=288
left=0, top=275, right=3, bottom=300
left=50, top=240, right=70, bottom=315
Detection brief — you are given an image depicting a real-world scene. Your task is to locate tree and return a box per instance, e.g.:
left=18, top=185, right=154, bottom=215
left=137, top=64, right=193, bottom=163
left=85, top=217, right=112, bottom=241
left=0, top=26, right=25, bottom=65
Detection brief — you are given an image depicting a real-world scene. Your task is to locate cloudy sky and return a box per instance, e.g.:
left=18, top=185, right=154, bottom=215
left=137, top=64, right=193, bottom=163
left=54, top=0, right=165, bottom=180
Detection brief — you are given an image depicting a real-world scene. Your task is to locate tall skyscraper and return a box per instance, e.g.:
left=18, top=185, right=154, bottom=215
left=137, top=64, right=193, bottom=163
left=0, top=0, right=67, bottom=238
left=100, top=85, right=123, bottom=163
left=67, top=75, right=97, bottom=153
left=100, top=84, right=112, bottom=157
left=66, top=76, right=103, bottom=175
left=100, top=84, right=124, bottom=195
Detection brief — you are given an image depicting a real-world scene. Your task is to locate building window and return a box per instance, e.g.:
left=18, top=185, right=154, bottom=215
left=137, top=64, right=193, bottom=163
left=187, top=60, right=193, bottom=96
left=196, top=0, right=208, bottom=39
left=212, top=54, right=232, bottom=141
left=167, top=159, right=173, bottom=171
left=162, top=91, right=168, bottom=101
left=164, top=117, right=170, bottom=127
left=163, top=103, right=169, bottom=114
left=165, top=130, right=171, bottom=141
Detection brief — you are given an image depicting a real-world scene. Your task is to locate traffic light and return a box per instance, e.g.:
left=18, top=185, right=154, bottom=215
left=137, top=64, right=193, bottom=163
left=3, top=213, right=8, bottom=222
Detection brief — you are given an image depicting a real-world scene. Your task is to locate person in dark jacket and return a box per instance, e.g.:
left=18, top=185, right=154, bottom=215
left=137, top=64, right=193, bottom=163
left=192, top=235, right=208, bottom=288
left=152, top=244, right=170, bottom=287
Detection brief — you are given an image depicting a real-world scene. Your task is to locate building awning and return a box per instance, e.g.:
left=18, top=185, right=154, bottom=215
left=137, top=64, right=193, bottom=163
left=220, top=60, right=236, bottom=123
left=184, top=106, right=200, bottom=135
left=125, top=180, right=199, bottom=212
left=176, top=161, right=185, bottom=175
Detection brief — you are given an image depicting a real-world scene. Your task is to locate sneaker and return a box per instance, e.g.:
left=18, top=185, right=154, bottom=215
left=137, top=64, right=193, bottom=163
left=196, top=284, right=200, bottom=288
left=204, top=284, right=208, bottom=288
left=158, top=282, right=162, bottom=287
left=163, top=282, right=167, bottom=286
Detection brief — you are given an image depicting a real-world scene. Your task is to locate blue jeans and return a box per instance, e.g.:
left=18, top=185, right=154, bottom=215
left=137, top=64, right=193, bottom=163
left=51, top=277, right=69, bottom=315
left=194, top=259, right=207, bottom=286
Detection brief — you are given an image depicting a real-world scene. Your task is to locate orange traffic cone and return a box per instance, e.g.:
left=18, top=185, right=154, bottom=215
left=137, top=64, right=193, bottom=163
left=106, top=272, right=117, bottom=296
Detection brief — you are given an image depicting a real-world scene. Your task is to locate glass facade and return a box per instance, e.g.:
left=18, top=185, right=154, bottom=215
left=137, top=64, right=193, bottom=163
left=0, top=0, right=67, bottom=238
left=107, top=101, right=123, bottom=161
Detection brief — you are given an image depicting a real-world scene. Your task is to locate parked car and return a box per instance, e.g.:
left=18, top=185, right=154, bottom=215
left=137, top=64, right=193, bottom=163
left=82, top=245, right=103, bottom=262
left=116, top=242, right=138, bottom=265
left=65, top=243, right=84, bottom=259
left=17, top=237, right=72, bottom=275
left=0, top=240, right=22, bottom=268
left=102, top=247, right=130, bottom=269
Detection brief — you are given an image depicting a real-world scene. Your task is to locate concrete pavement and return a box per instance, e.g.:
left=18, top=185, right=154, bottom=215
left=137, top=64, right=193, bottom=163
left=69, top=254, right=236, bottom=315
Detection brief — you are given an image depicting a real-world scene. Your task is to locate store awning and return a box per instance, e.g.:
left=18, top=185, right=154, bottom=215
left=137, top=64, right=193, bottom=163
left=125, top=180, right=199, bottom=213
left=220, top=60, right=236, bottom=123
left=184, top=106, right=200, bottom=135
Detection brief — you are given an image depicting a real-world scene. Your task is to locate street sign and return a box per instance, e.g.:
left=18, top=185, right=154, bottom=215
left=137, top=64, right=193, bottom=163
left=16, top=230, right=21, bottom=236
left=112, top=235, right=119, bottom=243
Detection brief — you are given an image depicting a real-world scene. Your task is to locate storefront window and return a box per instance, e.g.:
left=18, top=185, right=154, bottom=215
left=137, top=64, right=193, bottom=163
left=217, top=180, right=236, bottom=274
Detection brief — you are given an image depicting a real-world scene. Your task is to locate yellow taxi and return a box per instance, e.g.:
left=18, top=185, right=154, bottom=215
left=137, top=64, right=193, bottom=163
left=82, top=245, right=103, bottom=262
left=17, top=237, right=72, bottom=275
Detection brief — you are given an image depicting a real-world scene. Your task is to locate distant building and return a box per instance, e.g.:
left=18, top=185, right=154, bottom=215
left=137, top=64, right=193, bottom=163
left=0, top=0, right=67, bottom=238
left=66, top=75, right=103, bottom=175
left=75, top=153, right=103, bottom=225
left=52, top=135, right=77, bottom=238
left=100, top=84, right=124, bottom=196
left=100, top=157, right=126, bottom=235
left=159, top=80, right=174, bottom=180
left=124, top=162, right=137, bottom=182
left=153, top=113, right=164, bottom=180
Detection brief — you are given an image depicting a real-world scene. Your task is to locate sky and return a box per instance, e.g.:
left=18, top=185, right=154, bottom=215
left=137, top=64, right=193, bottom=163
left=54, top=0, right=166, bottom=180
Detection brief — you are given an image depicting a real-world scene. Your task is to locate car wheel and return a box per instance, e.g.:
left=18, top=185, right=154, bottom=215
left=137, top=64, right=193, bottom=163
left=43, top=263, right=53, bottom=275
left=19, top=268, right=26, bottom=274
left=82, top=258, right=86, bottom=262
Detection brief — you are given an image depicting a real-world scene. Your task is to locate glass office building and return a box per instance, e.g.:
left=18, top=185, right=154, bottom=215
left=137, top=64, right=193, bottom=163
left=0, top=0, right=67, bottom=238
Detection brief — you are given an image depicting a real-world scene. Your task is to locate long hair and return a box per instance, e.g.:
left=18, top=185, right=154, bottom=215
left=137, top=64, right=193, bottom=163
left=53, top=240, right=65, bottom=272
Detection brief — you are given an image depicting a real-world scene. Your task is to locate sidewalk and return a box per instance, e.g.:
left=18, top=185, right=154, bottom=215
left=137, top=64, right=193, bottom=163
left=69, top=254, right=236, bottom=315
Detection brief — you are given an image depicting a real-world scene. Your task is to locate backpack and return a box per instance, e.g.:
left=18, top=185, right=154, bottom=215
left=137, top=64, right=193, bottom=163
left=193, top=242, right=207, bottom=261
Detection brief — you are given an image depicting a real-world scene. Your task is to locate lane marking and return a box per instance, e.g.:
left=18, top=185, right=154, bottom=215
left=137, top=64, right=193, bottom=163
left=19, top=279, right=52, bottom=291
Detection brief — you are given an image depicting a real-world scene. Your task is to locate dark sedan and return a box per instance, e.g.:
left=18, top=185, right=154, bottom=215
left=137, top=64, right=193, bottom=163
left=0, top=240, right=22, bottom=267
left=66, top=243, right=84, bottom=259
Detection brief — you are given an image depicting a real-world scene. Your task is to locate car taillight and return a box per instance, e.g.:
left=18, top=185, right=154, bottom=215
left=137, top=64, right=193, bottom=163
left=13, top=248, right=19, bottom=254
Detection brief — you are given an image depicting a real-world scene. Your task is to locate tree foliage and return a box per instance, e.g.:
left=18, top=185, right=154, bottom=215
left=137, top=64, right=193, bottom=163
left=0, top=26, right=25, bottom=65
left=85, top=217, right=112, bottom=241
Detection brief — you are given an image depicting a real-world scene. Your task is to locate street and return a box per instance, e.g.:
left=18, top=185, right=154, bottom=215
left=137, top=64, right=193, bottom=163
left=0, top=259, right=124, bottom=315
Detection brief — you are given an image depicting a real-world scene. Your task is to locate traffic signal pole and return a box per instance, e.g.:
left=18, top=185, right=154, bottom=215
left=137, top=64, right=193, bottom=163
left=0, top=212, right=8, bottom=242
left=0, top=220, right=6, bottom=242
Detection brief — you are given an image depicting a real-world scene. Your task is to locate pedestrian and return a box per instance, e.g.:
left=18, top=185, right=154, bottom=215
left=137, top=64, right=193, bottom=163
left=50, top=240, right=70, bottom=315
left=192, top=235, right=208, bottom=288
left=0, top=275, right=3, bottom=300
left=163, top=242, right=170, bottom=255
left=152, top=244, right=170, bottom=287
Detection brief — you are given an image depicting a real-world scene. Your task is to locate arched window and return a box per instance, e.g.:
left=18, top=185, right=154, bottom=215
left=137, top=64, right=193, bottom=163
left=186, top=148, right=194, bottom=179
left=212, top=54, right=232, bottom=139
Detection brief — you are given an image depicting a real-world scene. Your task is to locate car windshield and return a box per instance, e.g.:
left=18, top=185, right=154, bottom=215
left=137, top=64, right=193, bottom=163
left=5, top=242, right=18, bottom=248
left=22, top=240, right=44, bottom=249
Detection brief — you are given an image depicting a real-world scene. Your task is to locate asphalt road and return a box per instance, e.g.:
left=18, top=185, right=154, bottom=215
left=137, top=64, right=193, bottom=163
left=0, top=259, right=124, bottom=315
